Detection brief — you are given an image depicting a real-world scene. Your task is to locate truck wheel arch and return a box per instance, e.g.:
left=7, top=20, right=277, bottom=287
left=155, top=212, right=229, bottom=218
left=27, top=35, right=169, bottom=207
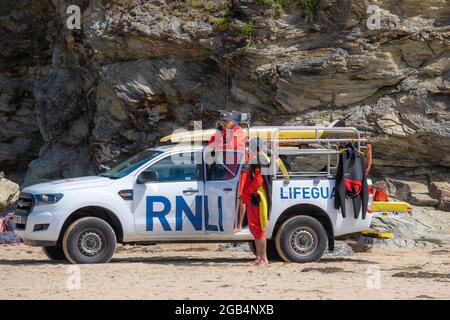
left=274, top=204, right=334, bottom=252
left=58, top=206, right=124, bottom=244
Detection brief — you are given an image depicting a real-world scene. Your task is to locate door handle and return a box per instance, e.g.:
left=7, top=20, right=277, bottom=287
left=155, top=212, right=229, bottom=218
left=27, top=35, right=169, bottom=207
left=223, top=188, right=233, bottom=192
left=183, top=188, right=198, bottom=194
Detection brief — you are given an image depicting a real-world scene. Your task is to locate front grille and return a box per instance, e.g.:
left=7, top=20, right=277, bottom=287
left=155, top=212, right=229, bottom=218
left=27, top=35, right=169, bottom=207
left=15, top=193, right=34, bottom=214
left=13, top=213, right=28, bottom=230
left=15, top=223, right=26, bottom=230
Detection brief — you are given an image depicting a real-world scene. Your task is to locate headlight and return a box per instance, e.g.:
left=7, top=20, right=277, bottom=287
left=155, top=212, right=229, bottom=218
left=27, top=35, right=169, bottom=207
left=33, top=193, right=64, bottom=206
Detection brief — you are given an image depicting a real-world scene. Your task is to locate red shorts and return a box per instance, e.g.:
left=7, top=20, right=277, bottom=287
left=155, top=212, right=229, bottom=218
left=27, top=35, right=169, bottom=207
left=247, top=204, right=265, bottom=240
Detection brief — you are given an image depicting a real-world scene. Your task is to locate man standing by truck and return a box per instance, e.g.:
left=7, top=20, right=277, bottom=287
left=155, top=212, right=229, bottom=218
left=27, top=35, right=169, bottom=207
left=242, top=161, right=268, bottom=266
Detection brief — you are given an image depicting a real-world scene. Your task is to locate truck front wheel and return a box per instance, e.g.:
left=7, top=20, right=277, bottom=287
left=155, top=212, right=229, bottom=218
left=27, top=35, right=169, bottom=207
left=62, top=217, right=116, bottom=264
left=42, top=245, right=67, bottom=261
left=275, top=216, right=328, bottom=263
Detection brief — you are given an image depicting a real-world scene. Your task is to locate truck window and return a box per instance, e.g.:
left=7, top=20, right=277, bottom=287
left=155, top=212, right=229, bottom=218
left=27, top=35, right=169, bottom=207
left=144, top=152, right=203, bottom=182
left=206, top=152, right=242, bottom=181
left=278, top=153, right=338, bottom=177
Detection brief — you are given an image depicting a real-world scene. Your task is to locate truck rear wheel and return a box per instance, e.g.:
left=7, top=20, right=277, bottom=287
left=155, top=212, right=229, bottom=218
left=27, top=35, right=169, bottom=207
left=42, top=245, right=67, bottom=261
left=62, top=217, right=116, bottom=264
left=275, top=216, right=327, bottom=263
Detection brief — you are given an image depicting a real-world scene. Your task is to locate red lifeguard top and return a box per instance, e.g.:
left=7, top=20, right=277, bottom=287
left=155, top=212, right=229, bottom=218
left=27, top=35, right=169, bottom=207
left=241, top=166, right=263, bottom=206
left=242, top=165, right=265, bottom=240
left=207, top=122, right=246, bottom=155
left=207, top=121, right=249, bottom=189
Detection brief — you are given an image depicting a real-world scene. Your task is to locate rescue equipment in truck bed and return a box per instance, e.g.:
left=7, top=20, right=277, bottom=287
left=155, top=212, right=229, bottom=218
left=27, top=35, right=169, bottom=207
left=361, top=229, right=395, bottom=239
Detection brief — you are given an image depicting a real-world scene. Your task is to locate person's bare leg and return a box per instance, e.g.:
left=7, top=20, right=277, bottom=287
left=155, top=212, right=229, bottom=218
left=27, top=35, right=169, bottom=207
left=253, top=239, right=265, bottom=265
left=252, top=239, right=262, bottom=265
left=256, top=237, right=268, bottom=267
left=234, top=201, right=246, bottom=232
left=239, top=202, right=246, bottom=228
left=260, top=237, right=269, bottom=266
left=252, top=240, right=260, bottom=264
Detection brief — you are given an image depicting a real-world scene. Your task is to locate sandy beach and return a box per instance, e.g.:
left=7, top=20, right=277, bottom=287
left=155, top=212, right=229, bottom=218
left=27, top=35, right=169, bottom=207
left=1, top=242, right=449, bottom=300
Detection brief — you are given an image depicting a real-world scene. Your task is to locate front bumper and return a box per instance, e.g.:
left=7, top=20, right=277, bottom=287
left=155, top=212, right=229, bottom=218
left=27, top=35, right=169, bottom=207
left=13, top=209, right=71, bottom=246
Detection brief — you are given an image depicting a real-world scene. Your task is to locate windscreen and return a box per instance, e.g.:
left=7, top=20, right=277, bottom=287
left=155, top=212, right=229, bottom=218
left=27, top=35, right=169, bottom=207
left=99, top=150, right=162, bottom=179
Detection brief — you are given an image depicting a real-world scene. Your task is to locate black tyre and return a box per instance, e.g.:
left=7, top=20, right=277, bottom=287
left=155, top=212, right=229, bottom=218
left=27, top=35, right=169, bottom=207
left=275, top=216, right=328, bottom=263
left=62, top=217, right=116, bottom=264
left=248, top=240, right=283, bottom=261
left=42, top=245, right=67, bottom=261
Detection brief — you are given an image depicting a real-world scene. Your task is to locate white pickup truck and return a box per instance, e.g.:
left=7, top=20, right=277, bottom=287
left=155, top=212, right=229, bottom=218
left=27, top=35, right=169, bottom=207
left=14, top=124, right=376, bottom=264
left=14, top=146, right=374, bottom=264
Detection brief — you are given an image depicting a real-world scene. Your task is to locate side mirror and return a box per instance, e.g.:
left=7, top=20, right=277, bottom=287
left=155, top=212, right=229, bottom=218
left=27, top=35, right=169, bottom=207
left=137, top=170, right=159, bottom=184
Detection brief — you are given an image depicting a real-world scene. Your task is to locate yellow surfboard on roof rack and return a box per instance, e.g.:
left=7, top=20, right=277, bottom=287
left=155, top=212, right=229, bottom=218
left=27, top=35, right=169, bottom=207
left=160, top=127, right=326, bottom=144
left=160, top=120, right=367, bottom=144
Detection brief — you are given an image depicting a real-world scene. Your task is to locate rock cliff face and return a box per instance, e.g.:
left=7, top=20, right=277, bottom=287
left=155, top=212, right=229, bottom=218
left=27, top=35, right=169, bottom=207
left=0, top=0, right=449, bottom=209
left=0, top=175, right=19, bottom=212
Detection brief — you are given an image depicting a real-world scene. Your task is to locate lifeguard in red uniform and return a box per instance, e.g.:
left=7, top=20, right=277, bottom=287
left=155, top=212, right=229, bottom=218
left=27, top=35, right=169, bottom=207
left=242, top=163, right=268, bottom=266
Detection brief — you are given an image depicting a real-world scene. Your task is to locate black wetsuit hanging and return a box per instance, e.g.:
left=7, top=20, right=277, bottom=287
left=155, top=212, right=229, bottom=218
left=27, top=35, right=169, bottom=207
left=334, top=144, right=369, bottom=219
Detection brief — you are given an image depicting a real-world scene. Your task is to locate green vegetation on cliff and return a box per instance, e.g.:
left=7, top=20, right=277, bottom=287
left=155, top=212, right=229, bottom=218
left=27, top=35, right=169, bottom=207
left=256, top=0, right=319, bottom=17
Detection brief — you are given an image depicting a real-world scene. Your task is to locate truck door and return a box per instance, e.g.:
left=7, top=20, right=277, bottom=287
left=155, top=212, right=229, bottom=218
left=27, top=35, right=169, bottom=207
left=204, top=150, right=243, bottom=234
left=133, top=151, right=204, bottom=236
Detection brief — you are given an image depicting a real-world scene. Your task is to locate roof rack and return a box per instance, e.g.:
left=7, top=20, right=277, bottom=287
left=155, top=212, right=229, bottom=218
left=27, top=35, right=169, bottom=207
left=247, top=126, right=368, bottom=178
left=249, top=126, right=368, bottom=153
left=159, top=124, right=369, bottom=178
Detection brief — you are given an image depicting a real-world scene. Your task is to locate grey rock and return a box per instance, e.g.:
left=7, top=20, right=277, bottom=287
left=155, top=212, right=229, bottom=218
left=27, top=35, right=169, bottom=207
left=381, top=178, right=450, bottom=211
left=409, top=193, right=439, bottom=207
left=355, top=236, right=441, bottom=249
left=369, top=205, right=450, bottom=247
left=0, top=177, right=19, bottom=211
left=0, top=0, right=53, bottom=63
left=217, top=242, right=251, bottom=252
left=34, top=68, right=93, bottom=145
left=23, top=143, right=97, bottom=187
left=0, top=74, right=43, bottom=182
left=438, top=198, right=450, bottom=212
left=325, top=241, right=354, bottom=257
left=429, top=181, right=450, bottom=199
